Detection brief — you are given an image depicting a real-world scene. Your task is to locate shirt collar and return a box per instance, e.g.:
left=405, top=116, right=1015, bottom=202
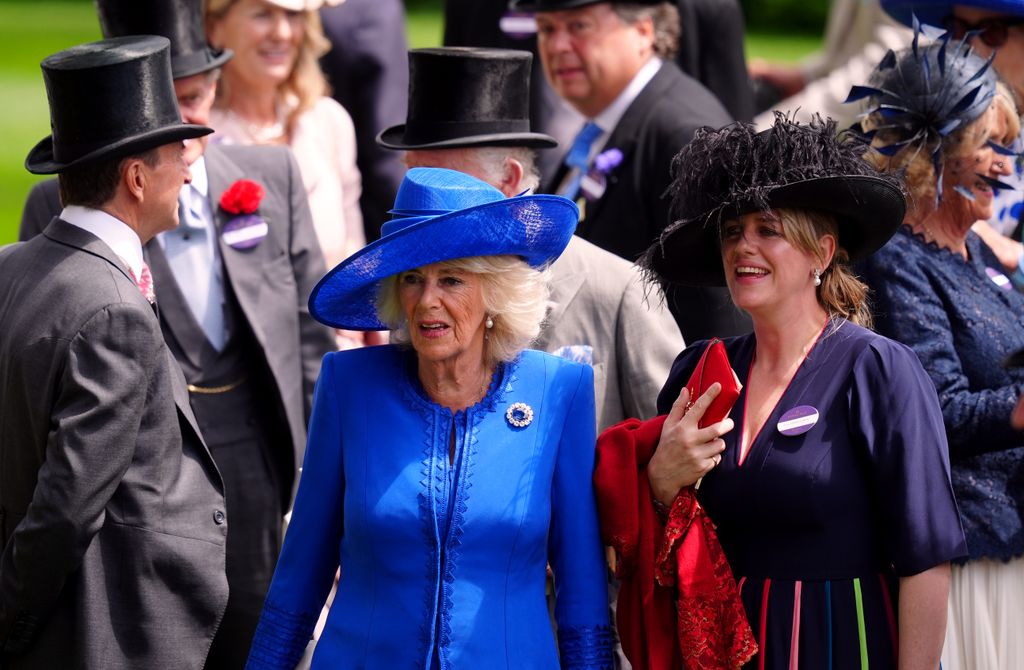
left=60, top=205, right=145, bottom=279
left=189, top=156, right=208, bottom=198
left=593, top=57, right=663, bottom=133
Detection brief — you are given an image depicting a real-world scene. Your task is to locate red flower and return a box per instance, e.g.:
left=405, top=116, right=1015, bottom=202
left=219, top=179, right=265, bottom=215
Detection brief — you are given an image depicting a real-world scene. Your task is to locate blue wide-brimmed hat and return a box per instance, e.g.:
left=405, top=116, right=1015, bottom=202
left=882, top=0, right=1024, bottom=27
left=309, top=167, right=579, bottom=330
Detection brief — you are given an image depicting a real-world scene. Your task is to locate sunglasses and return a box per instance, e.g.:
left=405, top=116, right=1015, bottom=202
left=945, top=15, right=1024, bottom=48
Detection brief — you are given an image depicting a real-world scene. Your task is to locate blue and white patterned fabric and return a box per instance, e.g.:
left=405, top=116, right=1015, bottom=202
left=552, top=344, right=595, bottom=366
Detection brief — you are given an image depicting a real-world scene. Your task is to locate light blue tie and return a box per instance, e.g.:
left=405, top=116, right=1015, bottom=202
left=164, top=185, right=226, bottom=350
left=559, top=121, right=602, bottom=201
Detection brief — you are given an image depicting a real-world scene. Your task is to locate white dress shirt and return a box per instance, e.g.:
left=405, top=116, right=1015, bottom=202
left=60, top=205, right=146, bottom=281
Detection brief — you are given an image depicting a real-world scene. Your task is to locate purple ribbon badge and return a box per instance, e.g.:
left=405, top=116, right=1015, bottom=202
left=986, top=267, right=1012, bottom=290
left=221, top=214, right=268, bottom=250
left=777, top=405, right=819, bottom=437
left=580, top=148, right=623, bottom=202
left=499, top=11, right=537, bottom=39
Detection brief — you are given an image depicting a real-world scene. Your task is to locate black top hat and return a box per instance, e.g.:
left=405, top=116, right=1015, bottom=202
left=96, top=0, right=232, bottom=79
left=508, top=0, right=664, bottom=11
left=25, top=36, right=213, bottom=175
left=641, top=116, right=906, bottom=287
left=377, top=47, right=557, bottom=150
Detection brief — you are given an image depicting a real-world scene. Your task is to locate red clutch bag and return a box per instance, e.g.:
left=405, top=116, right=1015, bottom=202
left=684, top=338, right=741, bottom=428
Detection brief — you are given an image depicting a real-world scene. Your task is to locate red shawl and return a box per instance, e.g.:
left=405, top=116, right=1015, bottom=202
left=593, top=415, right=757, bottom=670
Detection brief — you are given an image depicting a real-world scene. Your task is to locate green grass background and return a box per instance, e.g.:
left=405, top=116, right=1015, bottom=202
left=0, top=1, right=820, bottom=244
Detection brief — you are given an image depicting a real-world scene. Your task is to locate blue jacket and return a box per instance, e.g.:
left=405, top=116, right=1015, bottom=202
left=246, top=345, right=613, bottom=669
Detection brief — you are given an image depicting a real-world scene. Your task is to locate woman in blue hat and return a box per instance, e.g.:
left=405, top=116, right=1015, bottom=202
left=244, top=167, right=613, bottom=670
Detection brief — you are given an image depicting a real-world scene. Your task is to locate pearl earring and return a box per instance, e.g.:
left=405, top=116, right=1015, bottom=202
left=485, top=316, right=494, bottom=329
left=813, top=268, right=822, bottom=287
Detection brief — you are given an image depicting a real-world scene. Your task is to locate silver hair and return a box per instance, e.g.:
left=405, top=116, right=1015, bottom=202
left=612, top=2, right=680, bottom=61
left=376, top=255, right=551, bottom=366
left=471, top=146, right=542, bottom=193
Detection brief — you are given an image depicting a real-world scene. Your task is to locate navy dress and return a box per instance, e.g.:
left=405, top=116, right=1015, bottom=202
left=657, top=320, right=967, bottom=669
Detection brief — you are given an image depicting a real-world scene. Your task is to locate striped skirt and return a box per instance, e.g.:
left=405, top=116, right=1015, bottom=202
left=736, top=573, right=899, bottom=669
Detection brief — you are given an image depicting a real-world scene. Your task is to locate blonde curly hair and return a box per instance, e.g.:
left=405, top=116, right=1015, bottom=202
left=205, top=0, right=332, bottom=133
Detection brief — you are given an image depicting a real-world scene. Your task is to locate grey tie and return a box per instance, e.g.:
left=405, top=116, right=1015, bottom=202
left=164, top=185, right=226, bottom=349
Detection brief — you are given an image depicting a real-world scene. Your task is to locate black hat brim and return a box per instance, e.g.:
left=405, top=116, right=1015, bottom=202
left=25, top=123, right=213, bottom=175
left=649, top=176, right=906, bottom=286
left=376, top=124, right=558, bottom=150
left=510, top=0, right=661, bottom=10
left=171, top=47, right=233, bottom=79
left=509, top=0, right=605, bottom=10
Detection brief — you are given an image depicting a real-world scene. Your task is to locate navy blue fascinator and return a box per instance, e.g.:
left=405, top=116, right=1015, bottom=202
left=309, top=167, right=578, bottom=330
left=846, top=18, right=1002, bottom=202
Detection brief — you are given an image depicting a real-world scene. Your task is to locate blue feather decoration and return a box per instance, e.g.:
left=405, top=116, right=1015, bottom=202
left=879, top=49, right=897, bottom=70
left=976, top=173, right=1017, bottom=192
left=948, top=85, right=983, bottom=116
left=988, top=140, right=1020, bottom=156
left=938, top=119, right=962, bottom=136
left=845, top=85, right=887, bottom=103
left=953, top=184, right=976, bottom=200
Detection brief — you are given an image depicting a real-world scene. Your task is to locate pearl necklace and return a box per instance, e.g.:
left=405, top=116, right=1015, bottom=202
left=223, top=106, right=286, bottom=144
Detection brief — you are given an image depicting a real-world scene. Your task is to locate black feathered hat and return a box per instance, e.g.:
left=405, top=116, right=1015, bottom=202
left=641, top=115, right=906, bottom=287
left=377, top=48, right=556, bottom=150
left=25, top=36, right=213, bottom=175
left=95, top=0, right=232, bottom=79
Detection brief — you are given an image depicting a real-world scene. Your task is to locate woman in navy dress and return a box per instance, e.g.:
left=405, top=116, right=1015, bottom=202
left=640, top=116, right=967, bottom=669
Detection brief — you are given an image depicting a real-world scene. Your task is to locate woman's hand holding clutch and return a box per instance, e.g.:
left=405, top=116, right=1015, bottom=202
left=647, top=383, right=734, bottom=505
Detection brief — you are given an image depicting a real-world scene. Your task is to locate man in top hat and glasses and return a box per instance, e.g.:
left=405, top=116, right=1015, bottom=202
left=18, top=1, right=335, bottom=666
left=0, top=36, right=229, bottom=669
left=381, top=46, right=684, bottom=432
left=519, top=0, right=750, bottom=343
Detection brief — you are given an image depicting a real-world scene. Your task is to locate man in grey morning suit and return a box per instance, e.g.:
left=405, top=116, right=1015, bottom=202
left=18, top=2, right=335, bottom=666
left=0, top=36, right=228, bottom=669
left=382, top=47, right=684, bottom=431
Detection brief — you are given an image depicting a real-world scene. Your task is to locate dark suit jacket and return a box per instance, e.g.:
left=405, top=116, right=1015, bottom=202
left=19, top=144, right=335, bottom=506
left=442, top=0, right=754, bottom=121
left=0, top=220, right=228, bottom=669
left=545, top=62, right=750, bottom=342
left=320, top=0, right=409, bottom=242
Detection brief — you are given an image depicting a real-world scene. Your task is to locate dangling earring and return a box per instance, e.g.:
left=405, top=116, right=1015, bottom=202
left=485, top=316, right=494, bottom=329
left=812, top=268, right=822, bottom=287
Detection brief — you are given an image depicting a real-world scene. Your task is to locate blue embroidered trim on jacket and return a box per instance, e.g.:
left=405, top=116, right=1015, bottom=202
left=406, top=355, right=514, bottom=667
left=558, top=623, right=615, bottom=670
left=245, top=600, right=318, bottom=669
left=407, top=376, right=442, bottom=668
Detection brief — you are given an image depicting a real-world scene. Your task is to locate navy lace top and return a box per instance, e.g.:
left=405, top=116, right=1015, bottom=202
left=861, top=226, right=1024, bottom=561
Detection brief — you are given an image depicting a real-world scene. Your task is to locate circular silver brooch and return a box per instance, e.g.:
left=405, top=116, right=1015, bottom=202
left=505, top=402, right=534, bottom=428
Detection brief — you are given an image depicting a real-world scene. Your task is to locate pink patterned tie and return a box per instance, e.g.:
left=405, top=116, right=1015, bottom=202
left=129, top=262, right=156, bottom=304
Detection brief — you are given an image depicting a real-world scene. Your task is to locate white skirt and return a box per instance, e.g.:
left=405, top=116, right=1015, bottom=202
left=942, top=556, right=1024, bottom=670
